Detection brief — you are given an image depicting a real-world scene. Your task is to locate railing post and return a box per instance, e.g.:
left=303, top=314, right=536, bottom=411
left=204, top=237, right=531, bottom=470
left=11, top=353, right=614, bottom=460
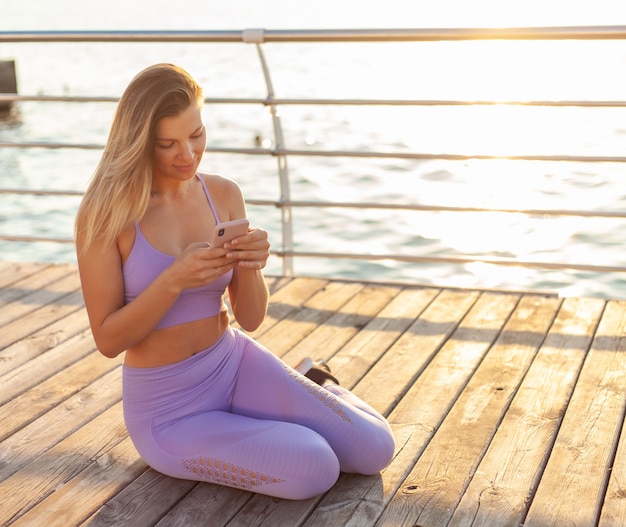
left=244, top=29, right=294, bottom=276
left=0, top=60, right=17, bottom=115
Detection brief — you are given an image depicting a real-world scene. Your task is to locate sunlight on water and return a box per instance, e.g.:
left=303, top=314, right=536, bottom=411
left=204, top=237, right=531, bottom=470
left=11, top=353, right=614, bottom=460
left=1, top=1, right=626, bottom=298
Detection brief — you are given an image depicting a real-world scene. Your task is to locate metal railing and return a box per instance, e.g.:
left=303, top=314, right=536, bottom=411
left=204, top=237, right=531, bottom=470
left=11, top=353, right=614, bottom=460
left=1, top=27, right=626, bottom=278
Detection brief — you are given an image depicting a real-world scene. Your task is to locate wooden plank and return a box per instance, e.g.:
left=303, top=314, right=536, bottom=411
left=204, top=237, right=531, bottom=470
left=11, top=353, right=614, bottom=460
left=0, top=264, right=78, bottom=325
left=0, top=347, right=114, bottom=441
left=388, top=291, right=520, bottom=425
left=0, top=306, right=91, bottom=377
left=0, top=262, right=58, bottom=306
left=600, top=426, right=626, bottom=526
left=333, top=287, right=439, bottom=390
left=10, top=437, right=145, bottom=527
left=257, top=280, right=364, bottom=357
left=74, top=468, right=196, bottom=527
left=600, top=410, right=626, bottom=525
left=0, top=288, right=84, bottom=350
left=263, top=275, right=285, bottom=293
left=0, top=400, right=130, bottom=525
left=331, top=291, right=519, bottom=526
left=245, top=276, right=328, bottom=340
left=358, top=288, right=480, bottom=417
left=216, top=492, right=320, bottom=527
left=0, top=327, right=96, bottom=406
left=0, top=366, right=122, bottom=484
left=525, top=300, right=626, bottom=527
left=448, top=296, right=605, bottom=527
left=377, top=294, right=560, bottom=527
left=0, top=261, right=49, bottom=289
left=280, top=283, right=402, bottom=369
left=151, top=483, right=253, bottom=527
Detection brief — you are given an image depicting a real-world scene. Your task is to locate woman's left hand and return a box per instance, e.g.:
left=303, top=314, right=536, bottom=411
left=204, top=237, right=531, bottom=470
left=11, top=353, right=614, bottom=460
left=223, top=227, right=270, bottom=270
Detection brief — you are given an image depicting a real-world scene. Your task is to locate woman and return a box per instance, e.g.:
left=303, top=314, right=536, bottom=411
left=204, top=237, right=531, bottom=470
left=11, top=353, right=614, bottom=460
left=75, top=63, right=395, bottom=500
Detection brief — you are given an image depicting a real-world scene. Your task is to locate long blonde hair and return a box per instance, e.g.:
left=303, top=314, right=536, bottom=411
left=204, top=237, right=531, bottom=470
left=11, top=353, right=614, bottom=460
left=75, top=63, right=204, bottom=252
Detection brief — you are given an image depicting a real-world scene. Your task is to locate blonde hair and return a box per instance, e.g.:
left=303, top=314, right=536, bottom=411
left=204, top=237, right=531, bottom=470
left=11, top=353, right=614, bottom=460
left=75, top=63, right=204, bottom=252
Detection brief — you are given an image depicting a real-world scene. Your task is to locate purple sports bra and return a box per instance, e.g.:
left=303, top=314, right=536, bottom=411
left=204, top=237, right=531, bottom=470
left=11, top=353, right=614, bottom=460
left=122, top=174, right=233, bottom=330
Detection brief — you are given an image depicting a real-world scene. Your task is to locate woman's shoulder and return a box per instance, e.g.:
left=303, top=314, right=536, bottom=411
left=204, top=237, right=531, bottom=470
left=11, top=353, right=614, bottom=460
left=198, top=172, right=243, bottom=197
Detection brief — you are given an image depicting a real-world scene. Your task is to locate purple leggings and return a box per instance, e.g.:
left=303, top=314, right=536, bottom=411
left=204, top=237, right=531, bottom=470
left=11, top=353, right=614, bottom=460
left=122, top=328, right=395, bottom=500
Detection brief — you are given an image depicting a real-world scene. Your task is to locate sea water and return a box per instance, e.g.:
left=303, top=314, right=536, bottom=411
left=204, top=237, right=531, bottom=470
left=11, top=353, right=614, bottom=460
left=1, top=0, right=626, bottom=299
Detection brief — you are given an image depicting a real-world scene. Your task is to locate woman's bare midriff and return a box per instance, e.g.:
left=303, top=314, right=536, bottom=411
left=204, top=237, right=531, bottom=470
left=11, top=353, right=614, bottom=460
left=123, top=308, right=230, bottom=368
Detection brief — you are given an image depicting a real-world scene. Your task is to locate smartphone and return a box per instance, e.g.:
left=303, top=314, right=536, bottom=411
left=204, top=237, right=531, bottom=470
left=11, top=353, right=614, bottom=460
left=208, top=218, right=250, bottom=247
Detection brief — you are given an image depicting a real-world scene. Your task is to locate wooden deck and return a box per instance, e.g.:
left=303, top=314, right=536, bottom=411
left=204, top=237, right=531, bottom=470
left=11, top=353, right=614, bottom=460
left=1, top=260, right=626, bottom=527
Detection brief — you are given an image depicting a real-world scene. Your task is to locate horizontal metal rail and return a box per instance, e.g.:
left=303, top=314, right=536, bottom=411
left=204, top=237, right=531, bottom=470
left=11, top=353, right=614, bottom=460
left=0, top=235, right=75, bottom=244
left=1, top=26, right=626, bottom=281
left=3, top=189, right=625, bottom=219
left=3, top=94, right=626, bottom=108
left=0, top=188, right=84, bottom=196
left=273, top=149, right=626, bottom=164
left=1, top=27, right=626, bottom=43
left=272, top=250, right=626, bottom=274
left=256, top=200, right=626, bottom=219
left=2, top=141, right=625, bottom=164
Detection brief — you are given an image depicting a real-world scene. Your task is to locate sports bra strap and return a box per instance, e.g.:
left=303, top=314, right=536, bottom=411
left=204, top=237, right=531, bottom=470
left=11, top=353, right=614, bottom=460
left=196, top=174, right=221, bottom=223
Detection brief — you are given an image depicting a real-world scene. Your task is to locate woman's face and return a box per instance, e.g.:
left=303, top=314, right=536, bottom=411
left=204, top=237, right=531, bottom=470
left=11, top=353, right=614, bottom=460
left=152, top=103, right=207, bottom=182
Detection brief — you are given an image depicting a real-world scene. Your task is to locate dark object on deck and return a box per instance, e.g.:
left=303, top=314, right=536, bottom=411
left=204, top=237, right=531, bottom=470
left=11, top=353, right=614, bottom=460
left=0, top=60, right=17, bottom=114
